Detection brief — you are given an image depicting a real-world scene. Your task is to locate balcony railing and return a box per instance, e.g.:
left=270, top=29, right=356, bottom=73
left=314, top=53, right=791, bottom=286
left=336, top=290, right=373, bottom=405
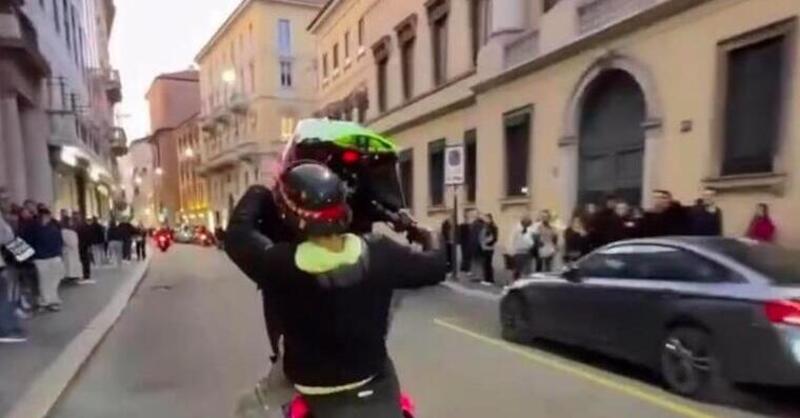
left=48, top=110, right=80, bottom=146
left=229, top=93, right=250, bottom=114
left=577, top=0, right=659, bottom=34
left=0, top=5, right=49, bottom=76
left=504, top=31, right=540, bottom=69
left=110, top=127, right=128, bottom=157
left=105, top=68, right=122, bottom=103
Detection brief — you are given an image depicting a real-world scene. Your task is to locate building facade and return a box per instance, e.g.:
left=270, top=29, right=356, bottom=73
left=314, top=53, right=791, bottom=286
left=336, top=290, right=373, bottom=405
left=311, top=0, right=800, bottom=248
left=20, top=0, right=125, bottom=218
left=175, top=114, right=208, bottom=226
left=145, top=70, right=200, bottom=225
left=0, top=0, right=51, bottom=206
left=196, top=0, right=324, bottom=228
left=117, top=137, right=157, bottom=227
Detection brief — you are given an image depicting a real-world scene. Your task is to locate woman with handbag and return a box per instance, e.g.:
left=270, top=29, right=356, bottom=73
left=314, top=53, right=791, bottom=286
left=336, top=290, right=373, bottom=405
left=1, top=214, right=27, bottom=343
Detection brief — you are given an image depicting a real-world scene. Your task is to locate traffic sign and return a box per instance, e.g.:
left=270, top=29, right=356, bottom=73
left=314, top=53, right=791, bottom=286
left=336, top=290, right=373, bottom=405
left=444, top=145, right=464, bottom=186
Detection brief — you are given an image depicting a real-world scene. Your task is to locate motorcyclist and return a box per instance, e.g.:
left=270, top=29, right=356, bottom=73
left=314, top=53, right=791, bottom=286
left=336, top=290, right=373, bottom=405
left=225, top=119, right=412, bottom=363
left=235, top=162, right=445, bottom=417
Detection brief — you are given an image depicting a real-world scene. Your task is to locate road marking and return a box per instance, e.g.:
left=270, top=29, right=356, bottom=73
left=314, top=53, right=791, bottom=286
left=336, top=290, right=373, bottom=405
left=439, top=281, right=502, bottom=301
left=433, top=318, right=718, bottom=418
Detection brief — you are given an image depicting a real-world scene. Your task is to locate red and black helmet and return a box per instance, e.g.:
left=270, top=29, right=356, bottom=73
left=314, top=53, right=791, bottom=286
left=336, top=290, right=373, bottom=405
left=275, top=162, right=352, bottom=237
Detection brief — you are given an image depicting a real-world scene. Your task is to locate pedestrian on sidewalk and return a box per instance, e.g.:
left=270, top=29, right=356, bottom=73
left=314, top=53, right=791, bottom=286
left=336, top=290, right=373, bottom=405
left=533, top=210, right=558, bottom=272
left=478, top=213, right=498, bottom=285
left=563, top=215, right=590, bottom=265
left=89, top=217, right=107, bottom=266
left=107, top=220, right=124, bottom=267
left=440, top=218, right=454, bottom=272
left=0, top=213, right=27, bottom=343
left=134, top=222, right=147, bottom=260
left=508, top=215, right=535, bottom=280
left=690, top=188, right=723, bottom=236
left=119, top=218, right=135, bottom=261
left=30, top=208, right=65, bottom=312
left=746, top=203, right=776, bottom=243
left=60, top=217, right=83, bottom=285
left=74, top=212, right=94, bottom=283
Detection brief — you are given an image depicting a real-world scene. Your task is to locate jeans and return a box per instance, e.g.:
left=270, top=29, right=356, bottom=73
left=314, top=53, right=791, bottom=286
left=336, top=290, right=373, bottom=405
left=79, top=246, right=91, bottom=279
left=34, top=257, right=65, bottom=306
left=135, top=240, right=146, bottom=260
left=108, top=241, right=123, bottom=267
left=0, top=268, right=21, bottom=334
left=512, top=253, right=533, bottom=279
left=537, top=256, right=554, bottom=272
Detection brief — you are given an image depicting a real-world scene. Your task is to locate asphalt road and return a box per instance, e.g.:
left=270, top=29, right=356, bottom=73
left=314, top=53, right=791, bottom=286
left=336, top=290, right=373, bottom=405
left=49, top=245, right=799, bottom=418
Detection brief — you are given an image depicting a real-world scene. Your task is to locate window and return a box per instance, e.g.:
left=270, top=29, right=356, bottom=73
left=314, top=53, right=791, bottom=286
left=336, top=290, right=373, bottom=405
left=580, top=245, right=730, bottom=283
left=281, top=117, right=295, bottom=141
left=249, top=61, right=256, bottom=92
left=322, top=53, right=329, bottom=78
left=62, top=0, right=70, bottom=49
left=504, top=107, right=532, bottom=197
left=278, top=19, right=291, bottom=56
left=358, top=18, right=365, bottom=47
left=333, top=43, right=340, bottom=69
left=376, top=58, right=388, bottom=112
left=399, top=150, right=414, bottom=210
left=428, top=139, right=446, bottom=206
left=280, top=60, right=292, bottom=87
left=464, top=129, right=477, bottom=202
left=52, top=0, right=60, bottom=33
left=720, top=26, right=789, bottom=175
left=344, top=31, right=351, bottom=59
left=396, top=16, right=417, bottom=101
left=70, top=5, right=78, bottom=60
left=428, top=1, right=449, bottom=86
left=470, top=0, right=490, bottom=64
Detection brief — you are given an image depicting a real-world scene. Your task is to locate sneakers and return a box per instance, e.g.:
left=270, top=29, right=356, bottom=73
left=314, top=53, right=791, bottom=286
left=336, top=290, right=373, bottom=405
left=77, top=278, right=97, bottom=285
left=0, top=330, right=28, bottom=344
left=14, top=307, right=32, bottom=320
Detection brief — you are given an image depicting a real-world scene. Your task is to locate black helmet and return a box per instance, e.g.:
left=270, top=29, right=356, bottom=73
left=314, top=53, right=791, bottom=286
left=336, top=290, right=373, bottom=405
left=276, top=162, right=352, bottom=237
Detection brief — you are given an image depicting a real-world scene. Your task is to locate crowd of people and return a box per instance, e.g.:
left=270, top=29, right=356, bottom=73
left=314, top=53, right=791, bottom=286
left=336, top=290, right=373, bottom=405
left=0, top=189, right=149, bottom=344
left=442, top=188, right=779, bottom=285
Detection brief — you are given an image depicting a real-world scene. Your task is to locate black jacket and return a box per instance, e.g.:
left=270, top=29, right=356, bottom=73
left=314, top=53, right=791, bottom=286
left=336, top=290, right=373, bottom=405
left=690, top=205, right=723, bottom=236
left=643, top=202, right=690, bottom=237
left=255, top=236, right=445, bottom=387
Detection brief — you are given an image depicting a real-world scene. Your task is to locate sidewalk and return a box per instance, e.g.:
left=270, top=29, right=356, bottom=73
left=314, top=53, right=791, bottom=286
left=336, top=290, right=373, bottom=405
left=0, top=259, right=150, bottom=418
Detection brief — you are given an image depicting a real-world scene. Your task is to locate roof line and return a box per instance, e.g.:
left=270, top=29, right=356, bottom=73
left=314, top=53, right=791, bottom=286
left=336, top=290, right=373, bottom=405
left=157, top=76, right=199, bottom=83
left=308, top=0, right=336, bottom=32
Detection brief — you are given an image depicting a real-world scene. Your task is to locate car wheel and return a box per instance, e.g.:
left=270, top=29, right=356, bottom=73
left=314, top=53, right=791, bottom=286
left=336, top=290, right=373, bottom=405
left=660, top=327, right=726, bottom=399
left=500, top=295, right=535, bottom=344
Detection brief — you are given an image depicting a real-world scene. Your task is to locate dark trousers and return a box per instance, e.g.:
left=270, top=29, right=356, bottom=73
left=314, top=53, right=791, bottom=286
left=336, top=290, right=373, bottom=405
left=460, top=244, right=473, bottom=273
left=122, top=239, right=132, bottom=260
left=261, top=292, right=283, bottom=363
left=0, top=269, right=21, bottom=334
left=79, top=247, right=91, bottom=279
left=135, top=241, right=146, bottom=260
left=481, top=250, right=494, bottom=283
left=536, top=256, right=554, bottom=272
left=303, top=359, right=404, bottom=418
left=444, top=242, right=454, bottom=271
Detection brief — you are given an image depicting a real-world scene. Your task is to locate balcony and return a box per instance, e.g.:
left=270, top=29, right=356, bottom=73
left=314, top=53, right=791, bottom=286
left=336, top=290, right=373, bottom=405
left=110, top=127, right=128, bottom=157
left=200, top=116, right=216, bottom=133
left=577, top=0, right=659, bottom=34
left=212, top=104, right=232, bottom=125
left=504, top=31, right=540, bottom=69
left=0, top=4, right=50, bottom=77
left=105, top=68, right=122, bottom=103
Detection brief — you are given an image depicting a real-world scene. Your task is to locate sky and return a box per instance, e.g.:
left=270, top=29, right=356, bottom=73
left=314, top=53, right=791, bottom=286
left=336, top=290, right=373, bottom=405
left=110, top=0, right=242, bottom=141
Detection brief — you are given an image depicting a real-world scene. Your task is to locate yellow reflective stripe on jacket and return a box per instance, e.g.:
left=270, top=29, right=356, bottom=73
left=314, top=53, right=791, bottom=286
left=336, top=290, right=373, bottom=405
left=294, top=376, right=374, bottom=395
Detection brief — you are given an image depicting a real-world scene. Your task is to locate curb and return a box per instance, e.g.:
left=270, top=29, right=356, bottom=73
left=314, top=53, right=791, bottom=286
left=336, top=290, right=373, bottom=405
left=6, top=256, right=153, bottom=418
left=440, top=280, right=503, bottom=302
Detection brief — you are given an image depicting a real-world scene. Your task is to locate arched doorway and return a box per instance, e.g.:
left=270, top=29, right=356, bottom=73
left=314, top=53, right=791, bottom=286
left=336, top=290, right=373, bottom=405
left=578, top=69, right=646, bottom=205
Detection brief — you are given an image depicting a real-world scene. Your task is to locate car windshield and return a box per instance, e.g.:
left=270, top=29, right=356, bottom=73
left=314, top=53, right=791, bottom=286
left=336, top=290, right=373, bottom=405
left=711, top=239, right=800, bottom=285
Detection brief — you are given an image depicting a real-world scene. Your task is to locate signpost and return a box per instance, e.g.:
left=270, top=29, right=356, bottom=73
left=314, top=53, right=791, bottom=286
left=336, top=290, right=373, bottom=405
left=444, top=145, right=464, bottom=280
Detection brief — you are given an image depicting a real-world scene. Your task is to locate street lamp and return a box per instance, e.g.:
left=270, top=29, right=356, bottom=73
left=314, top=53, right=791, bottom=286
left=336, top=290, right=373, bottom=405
left=155, top=167, right=164, bottom=176
left=184, top=147, right=195, bottom=158
left=134, top=176, right=143, bottom=185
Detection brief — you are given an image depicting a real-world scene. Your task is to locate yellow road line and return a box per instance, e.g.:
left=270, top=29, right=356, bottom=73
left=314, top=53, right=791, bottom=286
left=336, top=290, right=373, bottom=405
left=433, top=318, right=718, bottom=418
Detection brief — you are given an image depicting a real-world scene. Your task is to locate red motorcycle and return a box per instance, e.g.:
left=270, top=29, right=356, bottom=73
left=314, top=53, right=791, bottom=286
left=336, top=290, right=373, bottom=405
left=155, top=233, right=172, bottom=252
left=284, top=393, right=416, bottom=418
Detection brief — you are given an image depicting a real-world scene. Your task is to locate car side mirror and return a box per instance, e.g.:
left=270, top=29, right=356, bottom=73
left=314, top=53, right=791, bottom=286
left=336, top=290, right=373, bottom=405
left=562, top=265, right=582, bottom=283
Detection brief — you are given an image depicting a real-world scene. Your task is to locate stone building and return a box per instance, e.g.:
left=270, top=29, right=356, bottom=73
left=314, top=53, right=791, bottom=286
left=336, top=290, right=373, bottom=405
left=195, top=0, right=324, bottom=228
left=311, top=0, right=800, bottom=248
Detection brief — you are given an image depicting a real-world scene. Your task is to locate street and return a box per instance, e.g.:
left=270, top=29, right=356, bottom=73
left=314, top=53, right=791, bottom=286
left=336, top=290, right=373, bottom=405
left=46, top=245, right=798, bottom=418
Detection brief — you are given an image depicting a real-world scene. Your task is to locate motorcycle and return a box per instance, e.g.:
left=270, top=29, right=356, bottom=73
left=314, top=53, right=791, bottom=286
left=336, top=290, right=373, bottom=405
left=284, top=393, right=416, bottom=418
left=155, top=234, right=171, bottom=252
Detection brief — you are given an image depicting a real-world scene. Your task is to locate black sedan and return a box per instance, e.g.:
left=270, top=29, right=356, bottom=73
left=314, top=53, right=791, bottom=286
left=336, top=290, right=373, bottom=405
left=500, top=237, right=800, bottom=399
